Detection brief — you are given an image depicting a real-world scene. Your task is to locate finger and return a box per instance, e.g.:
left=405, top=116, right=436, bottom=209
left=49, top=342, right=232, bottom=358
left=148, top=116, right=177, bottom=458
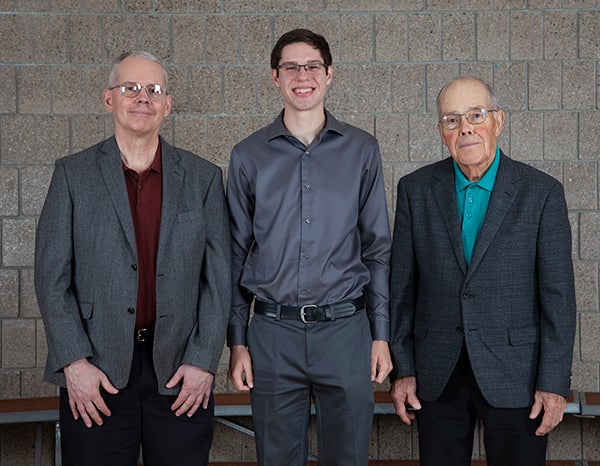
left=244, top=364, right=254, bottom=389
left=69, top=398, right=80, bottom=421
left=406, top=392, right=422, bottom=410
left=100, top=376, right=119, bottom=395
left=529, top=400, right=542, bottom=420
left=165, top=371, right=183, bottom=390
left=170, top=392, right=187, bottom=412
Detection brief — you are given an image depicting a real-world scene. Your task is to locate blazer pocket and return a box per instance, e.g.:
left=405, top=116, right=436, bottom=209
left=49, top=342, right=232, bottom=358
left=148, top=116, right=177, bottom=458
left=508, top=326, right=538, bottom=346
left=176, top=210, right=202, bottom=223
left=79, top=302, right=93, bottom=320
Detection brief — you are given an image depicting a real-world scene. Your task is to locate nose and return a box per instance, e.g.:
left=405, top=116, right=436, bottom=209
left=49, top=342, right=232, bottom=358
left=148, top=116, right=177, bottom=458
left=459, top=117, right=474, bottom=135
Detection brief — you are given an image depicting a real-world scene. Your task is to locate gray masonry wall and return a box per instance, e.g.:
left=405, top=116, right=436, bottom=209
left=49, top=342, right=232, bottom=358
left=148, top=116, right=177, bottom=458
left=0, top=0, right=599, bottom=464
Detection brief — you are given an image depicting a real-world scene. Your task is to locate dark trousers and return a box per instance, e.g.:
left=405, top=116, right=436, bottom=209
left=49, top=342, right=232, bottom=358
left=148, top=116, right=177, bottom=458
left=59, top=339, right=215, bottom=466
left=416, top=345, right=547, bottom=466
left=248, top=311, right=374, bottom=466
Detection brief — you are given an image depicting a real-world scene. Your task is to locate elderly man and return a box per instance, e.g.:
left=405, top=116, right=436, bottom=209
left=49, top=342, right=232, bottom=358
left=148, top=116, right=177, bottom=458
left=35, top=51, right=231, bottom=466
left=389, top=75, right=576, bottom=466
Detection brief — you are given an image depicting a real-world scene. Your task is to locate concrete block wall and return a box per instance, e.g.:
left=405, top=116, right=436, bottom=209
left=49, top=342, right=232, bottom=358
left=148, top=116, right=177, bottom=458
left=0, top=0, right=598, bottom=463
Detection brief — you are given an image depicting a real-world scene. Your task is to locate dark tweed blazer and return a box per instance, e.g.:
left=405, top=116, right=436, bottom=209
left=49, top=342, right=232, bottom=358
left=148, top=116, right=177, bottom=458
left=35, top=136, right=231, bottom=395
left=389, top=151, right=576, bottom=408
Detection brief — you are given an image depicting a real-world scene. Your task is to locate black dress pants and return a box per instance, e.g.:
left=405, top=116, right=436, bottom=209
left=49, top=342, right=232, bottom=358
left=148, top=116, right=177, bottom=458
left=59, top=338, right=214, bottom=466
left=416, top=344, right=547, bottom=466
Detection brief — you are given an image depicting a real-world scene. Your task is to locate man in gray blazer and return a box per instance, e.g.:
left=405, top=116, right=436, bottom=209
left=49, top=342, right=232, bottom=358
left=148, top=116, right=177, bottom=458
left=34, top=51, right=231, bottom=466
left=389, top=76, right=576, bottom=466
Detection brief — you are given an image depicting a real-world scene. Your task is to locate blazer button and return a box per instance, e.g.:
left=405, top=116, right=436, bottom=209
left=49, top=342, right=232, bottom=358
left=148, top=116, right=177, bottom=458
left=456, top=326, right=464, bottom=334
left=131, top=264, right=138, bottom=271
left=127, top=307, right=135, bottom=314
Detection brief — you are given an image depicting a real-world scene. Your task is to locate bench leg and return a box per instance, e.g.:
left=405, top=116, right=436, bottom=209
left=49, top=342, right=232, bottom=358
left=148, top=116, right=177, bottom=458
left=55, top=421, right=61, bottom=466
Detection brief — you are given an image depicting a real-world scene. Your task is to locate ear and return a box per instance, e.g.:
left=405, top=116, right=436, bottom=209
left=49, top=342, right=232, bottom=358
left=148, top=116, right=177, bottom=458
left=271, top=68, right=281, bottom=88
left=325, top=65, right=333, bottom=86
left=163, top=94, right=172, bottom=118
left=438, top=123, right=449, bottom=148
left=103, top=89, right=114, bottom=113
left=493, top=109, right=505, bottom=136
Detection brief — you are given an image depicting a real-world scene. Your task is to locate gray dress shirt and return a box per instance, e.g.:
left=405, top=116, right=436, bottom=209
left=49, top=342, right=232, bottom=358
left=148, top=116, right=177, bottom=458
left=227, top=110, right=391, bottom=346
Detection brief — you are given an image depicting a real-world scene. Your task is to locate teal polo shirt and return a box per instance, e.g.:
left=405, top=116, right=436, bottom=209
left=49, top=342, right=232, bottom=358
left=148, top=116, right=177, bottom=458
left=454, top=147, right=500, bottom=265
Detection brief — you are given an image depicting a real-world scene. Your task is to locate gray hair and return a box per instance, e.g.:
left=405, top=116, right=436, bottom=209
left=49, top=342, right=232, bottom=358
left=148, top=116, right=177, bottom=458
left=436, top=76, right=499, bottom=120
left=108, top=51, right=168, bottom=89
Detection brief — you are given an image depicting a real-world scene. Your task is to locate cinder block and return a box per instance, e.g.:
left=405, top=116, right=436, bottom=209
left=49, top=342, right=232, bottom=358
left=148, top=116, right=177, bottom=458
left=425, top=63, right=459, bottom=112
left=582, top=417, right=600, bottom=459
left=375, top=113, right=409, bottom=163
left=493, top=63, right=526, bottom=111
left=223, top=0, right=256, bottom=14
left=509, top=111, right=543, bottom=161
left=510, top=11, right=543, bottom=60
left=224, top=67, right=259, bottom=114
left=0, top=269, right=19, bottom=318
left=543, top=112, right=577, bottom=161
left=408, top=13, right=441, bottom=62
left=579, top=112, right=600, bottom=161
left=50, top=0, right=85, bottom=12
left=544, top=11, right=577, bottom=59
left=0, top=167, right=18, bottom=216
left=327, top=65, right=358, bottom=114
left=409, top=113, right=442, bottom=163
left=570, top=361, right=600, bottom=392
left=85, top=0, right=119, bottom=12
left=102, top=15, right=137, bottom=62
left=173, top=16, right=205, bottom=64
left=377, top=415, right=414, bottom=459
left=33, top=14, right=67, bottom=63
left=375, top=14, right=408, bottom=62
left=580, top=313, right=600, bottom=362
left=0, top=371, right=21, bottom=399
left=34, top=116, right=70, bottom=163
left=254, top=70, right=280, bottom=114
left=189, top=0, right=221, bottom=13
left=20, top=268, right=40, bottom=319
left=494, top=0, right=526, bottom=8
left=0, top=66, right=17, bottom=114
left=241, top=115, right=276, bottom=141
left=155, top=0, right=189, bottom=14
left=21, top=165, right=54, bottom=216
left=239, top=16, right=272, bottom=65
left=391, top=64, right=425, bottom=113
left=546, top=415, right=582, bottom=460
left=573, top=258, right=599, bottom=312
left=36, top=321, right=47, bottom=368
left=341, top=14, right=374, bottom=63
left=579, top=10, right=600, bottom=59
left=206, top=16, right=238, bottom=64
left=86, top=65, right=111, bottom=114
left=137, top=16, right=171, bottom=63
left=476, top=13, right=509, bottom=61
left=580, top=211, right=600, bottom=258
left=172, top=115, right=208, bottom=158
left=442, top=12, right=475, bottom=61
left=0, top=116, right=36, bottom=164
left=1, top=318, right=36, bottom=367
left=69, top=15, right=104, bottom=63
left=393, top=0, right=425, bottom=10
left=207, top=115, right=243, bottom=166
left=0, top=14, right=33, bottom=63
left=563, top=62, right=596, bottom=110
left=18, top=65, right=52, bottom=114
left=307, top=15, right=342, bottom=60
left=564, top=162, right=597, bottom=211
left=2, top=218, right=36, bottom=267
left=188, top=67, right=222, bottom=114
left=71, top=115, right=110, bottom=154
left=21, top=368, right=56, bottom=397
left=528, top=61, right=561, bottom=110
left=52, top=65, right=86, bottom=114
left=357, top=65, right=392, bottom=113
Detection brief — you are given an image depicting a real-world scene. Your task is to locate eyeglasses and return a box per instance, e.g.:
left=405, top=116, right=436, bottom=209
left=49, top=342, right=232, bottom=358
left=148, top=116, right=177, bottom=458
left=439, top=108, right=499, bottom=131
left=276, top=62, right=328, bottom=74
left=108, top=81, right=167, bottom=101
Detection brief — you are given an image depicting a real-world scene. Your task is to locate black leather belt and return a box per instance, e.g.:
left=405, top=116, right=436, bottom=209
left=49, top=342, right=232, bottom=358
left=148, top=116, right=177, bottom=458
left=136, top=327, right=154, bottom=342
left=253, top=297, right=364, bottom=323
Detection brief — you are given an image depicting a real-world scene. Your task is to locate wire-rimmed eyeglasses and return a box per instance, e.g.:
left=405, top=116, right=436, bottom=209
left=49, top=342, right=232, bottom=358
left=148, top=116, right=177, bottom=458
left=276, top=62, right=328, bottom=74
left=439, top=108, right=499, bottom=131
left=108, top=81, right=168, bottom=101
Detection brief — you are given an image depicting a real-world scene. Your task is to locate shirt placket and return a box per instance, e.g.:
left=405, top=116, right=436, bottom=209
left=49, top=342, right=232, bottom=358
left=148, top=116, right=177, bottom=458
left=298, top=147, right=314, bottom=303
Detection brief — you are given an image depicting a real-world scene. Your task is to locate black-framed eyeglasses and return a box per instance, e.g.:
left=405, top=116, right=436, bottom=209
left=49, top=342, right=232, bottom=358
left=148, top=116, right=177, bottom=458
left=276, top=62, right=328, bottom=74
left=108, top=81, right=167, bottom=101
left=439, top=108, right=499, bottom=131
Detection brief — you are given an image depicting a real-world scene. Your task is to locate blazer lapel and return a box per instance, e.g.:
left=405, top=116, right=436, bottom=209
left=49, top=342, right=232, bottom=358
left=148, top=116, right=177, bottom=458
left=432, top=159, right=468, bottom=275
left=98, top=137, right=137, bottom=255
left=156, top=138, right=184, bottom=270
left=466, top=152, right=519, bottom=280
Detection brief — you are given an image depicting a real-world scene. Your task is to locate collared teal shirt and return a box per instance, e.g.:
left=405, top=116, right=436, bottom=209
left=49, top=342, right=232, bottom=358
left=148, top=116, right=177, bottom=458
left=454, top=147, right=500, bottom=265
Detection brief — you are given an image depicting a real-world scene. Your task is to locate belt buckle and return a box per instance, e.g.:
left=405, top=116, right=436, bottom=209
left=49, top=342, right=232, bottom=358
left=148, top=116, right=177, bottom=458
left=300, top=305, right=318, bottom=324
left=137, top=328, right=148, bottom=342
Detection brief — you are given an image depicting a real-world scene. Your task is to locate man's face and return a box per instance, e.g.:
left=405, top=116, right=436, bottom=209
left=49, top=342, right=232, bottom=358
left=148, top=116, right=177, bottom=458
left=103, top=56, right=172, bottom=138
left=271, top=41, right=332, bottom=115
left=437, top=79, right=505, bottom=181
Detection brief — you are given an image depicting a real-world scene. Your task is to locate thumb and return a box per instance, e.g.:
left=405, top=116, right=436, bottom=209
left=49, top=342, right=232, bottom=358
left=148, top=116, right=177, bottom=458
left=100, top=375, right=119, bottom=395
left=529, top=398, right=543, bottom=419
left=165, top=368, right=183, bottom=389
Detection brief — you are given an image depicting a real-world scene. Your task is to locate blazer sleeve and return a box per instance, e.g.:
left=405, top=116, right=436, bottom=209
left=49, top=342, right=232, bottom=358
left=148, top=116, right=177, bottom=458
left=535, top=181, right=576, bottom=397
left=389, top=177, right=418, bottom=380
left=34, top=159, right=94, bottom=373
left=181, top=167, right=232, bottom=374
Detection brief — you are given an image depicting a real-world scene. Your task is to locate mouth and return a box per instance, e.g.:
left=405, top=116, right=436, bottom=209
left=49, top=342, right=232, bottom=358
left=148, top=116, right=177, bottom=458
left=293, top=86, right=315, bottom=95
left=459, top=140, right=481, bottom=149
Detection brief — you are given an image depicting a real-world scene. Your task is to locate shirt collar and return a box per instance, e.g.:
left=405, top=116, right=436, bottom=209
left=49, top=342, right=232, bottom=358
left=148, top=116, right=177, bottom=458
left=453, top=146, right=500, bottom=192
left=121, top=142, right=162, bottom=174
left=266, top=109, right=345, bottom=142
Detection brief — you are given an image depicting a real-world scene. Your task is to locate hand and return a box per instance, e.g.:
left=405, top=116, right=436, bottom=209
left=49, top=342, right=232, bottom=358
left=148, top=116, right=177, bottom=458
left=390, top=376, right=421, bottom=425
left=371, top=340, right=393, bottom=383
left=228, top=345, right=254, bottom=392
left=165, top=364, right=214, bottom=417
left=63, top=358, right=119, bottom=428
left=529, top=390, right=567, bottom=436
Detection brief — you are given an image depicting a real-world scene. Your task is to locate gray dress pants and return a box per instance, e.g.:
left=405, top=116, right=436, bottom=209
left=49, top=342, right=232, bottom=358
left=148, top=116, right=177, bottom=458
left=247, top=310, right=374, bottom=466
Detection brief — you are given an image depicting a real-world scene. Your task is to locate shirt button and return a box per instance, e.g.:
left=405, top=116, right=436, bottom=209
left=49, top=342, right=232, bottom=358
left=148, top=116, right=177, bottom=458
left=305, top=218, right=311, bottom=224
left=305, top=151, right=310, bottom=155
left=127, top=307, right=135, bottom=314
left=466, top=212, right=472, bottom=218
left=305, top=184, right=311, bottom=190
left=467, top=197, right=473, bottom=203
left=131, top=264, right=138, bottom=271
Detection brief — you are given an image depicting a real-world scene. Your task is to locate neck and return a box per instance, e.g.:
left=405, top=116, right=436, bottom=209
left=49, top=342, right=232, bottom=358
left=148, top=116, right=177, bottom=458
left=282, top=107, right=326, bottom=147
left=115, top=133, right=159, bottom=173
